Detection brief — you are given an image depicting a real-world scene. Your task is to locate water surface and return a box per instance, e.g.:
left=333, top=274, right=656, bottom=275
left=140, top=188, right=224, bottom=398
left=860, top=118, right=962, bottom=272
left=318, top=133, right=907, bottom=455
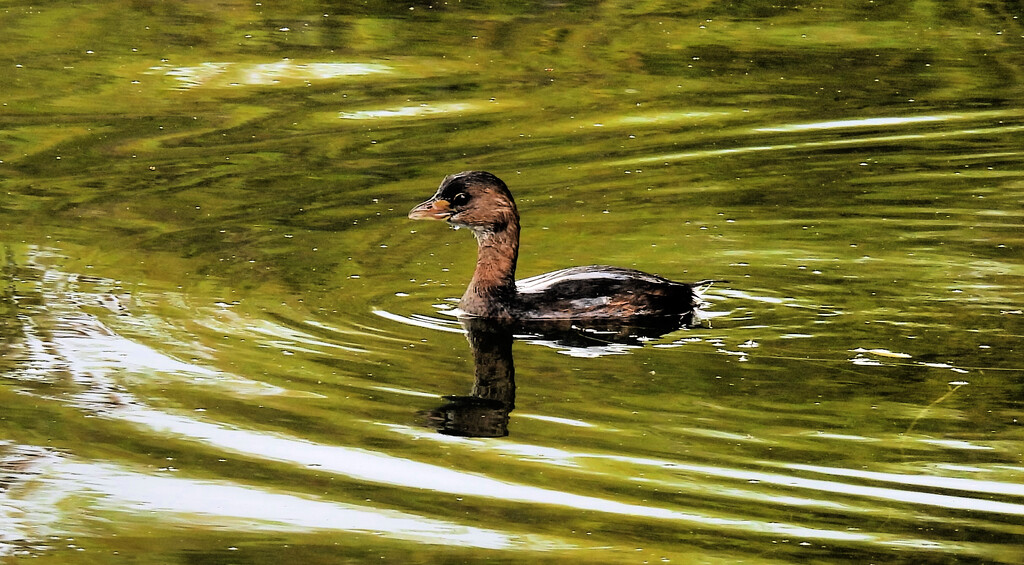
left=2, top=2, right=1023, bottom=563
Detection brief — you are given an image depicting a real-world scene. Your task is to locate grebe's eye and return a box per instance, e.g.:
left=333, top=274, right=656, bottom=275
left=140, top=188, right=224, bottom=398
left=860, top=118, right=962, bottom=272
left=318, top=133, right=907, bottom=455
left=451, top=192, right=470, bottom=207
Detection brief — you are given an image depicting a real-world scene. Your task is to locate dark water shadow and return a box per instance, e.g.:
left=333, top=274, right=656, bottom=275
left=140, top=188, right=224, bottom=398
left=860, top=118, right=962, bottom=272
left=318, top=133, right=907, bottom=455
left=425, top=314, right=695, bottom=437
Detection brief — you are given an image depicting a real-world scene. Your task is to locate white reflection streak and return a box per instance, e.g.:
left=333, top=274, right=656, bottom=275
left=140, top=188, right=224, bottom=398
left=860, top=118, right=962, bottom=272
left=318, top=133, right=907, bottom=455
left=591, top=452, right=1024, bottom=516
left=755, top=115, right=950, bottom=132
left=372, top=309, right=465, bottom=333
left=715, top=288, right=791, bottom=305
left=525, top=338, right=637, bottom=358
left=384, top=424, right=1024, bottom=521
left=160, top=62, right=229, bottom=88
left=780, top=463, right=1024, bottom=498
left=339, top=103, right=474, bottom=120
left=243, top=61, right=388, bottom=84
left=49, top=461, right=528, bottom=550
left=918, top=439, right=993, bottom=451
left=58, top=332, right=216, bottom=378
left=155, top=61, right=391, bottom=89
left=612, top=111, right=726, bottom=125
left=204, top=309, right=373, bottom=353
left=665, top=463, right=1024, bottom=516
left=51, top=331, right=296, bottom=397
left=111, top=406, right=872, bottom=542
left=616, top=124, right=1024, bottom=165
left=516, top=414, right=596, bottom=428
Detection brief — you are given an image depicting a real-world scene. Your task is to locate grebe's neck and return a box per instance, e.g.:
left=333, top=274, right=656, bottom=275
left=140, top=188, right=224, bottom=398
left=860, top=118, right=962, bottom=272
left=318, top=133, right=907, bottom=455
left=461, top=220, right=519, bottom=317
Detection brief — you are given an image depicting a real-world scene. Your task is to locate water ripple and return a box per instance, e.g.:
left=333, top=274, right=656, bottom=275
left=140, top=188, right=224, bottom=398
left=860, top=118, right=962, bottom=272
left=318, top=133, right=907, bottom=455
left=753, top=110, right=1021, bottom=132
left=614, top=123, right=1024, bottom=165
left=1, top=448, right=568, bottom=552
left=150, top=60, right=391, bottom=89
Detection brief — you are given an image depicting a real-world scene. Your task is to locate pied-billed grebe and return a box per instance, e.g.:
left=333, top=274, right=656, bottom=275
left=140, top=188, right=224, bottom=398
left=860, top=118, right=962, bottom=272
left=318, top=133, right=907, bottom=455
left=409, top=171, right=717, bottom=320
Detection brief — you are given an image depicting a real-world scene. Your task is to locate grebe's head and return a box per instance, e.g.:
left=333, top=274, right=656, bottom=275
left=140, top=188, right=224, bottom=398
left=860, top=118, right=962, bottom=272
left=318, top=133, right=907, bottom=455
left=409, top=171, right=518, bottom=234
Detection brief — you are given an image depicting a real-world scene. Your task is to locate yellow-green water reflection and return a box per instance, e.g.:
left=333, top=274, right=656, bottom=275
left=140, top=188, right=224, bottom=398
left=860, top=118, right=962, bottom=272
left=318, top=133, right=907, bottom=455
left=2, top=1, right=1023, bottom=563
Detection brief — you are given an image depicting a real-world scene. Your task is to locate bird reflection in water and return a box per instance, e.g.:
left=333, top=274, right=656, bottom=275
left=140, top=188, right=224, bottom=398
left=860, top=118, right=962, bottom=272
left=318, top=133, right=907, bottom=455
left=425, top=314, right=695, bottom=437
left=425, top=317, right=516, bottom=438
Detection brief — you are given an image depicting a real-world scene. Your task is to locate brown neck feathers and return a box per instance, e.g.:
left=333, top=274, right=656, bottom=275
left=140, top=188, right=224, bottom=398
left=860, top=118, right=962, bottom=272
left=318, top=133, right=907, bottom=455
left=461, top=217, right=520, bottom=317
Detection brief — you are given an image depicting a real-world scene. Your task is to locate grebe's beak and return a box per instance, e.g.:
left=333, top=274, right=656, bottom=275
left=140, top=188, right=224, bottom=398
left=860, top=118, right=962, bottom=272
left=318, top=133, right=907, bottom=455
left=408, top=197, right=452, bottom=221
